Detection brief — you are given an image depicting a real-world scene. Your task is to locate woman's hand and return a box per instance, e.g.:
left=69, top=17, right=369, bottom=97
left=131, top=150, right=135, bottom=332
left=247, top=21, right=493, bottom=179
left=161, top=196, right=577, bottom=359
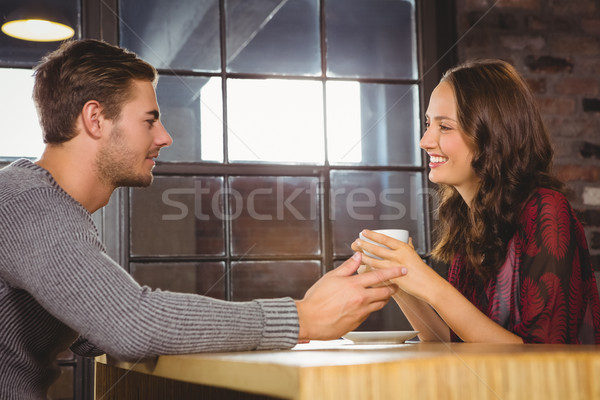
left=352, top=230, right=523, bottom=343
left=351, top=229, right=444, bottom=304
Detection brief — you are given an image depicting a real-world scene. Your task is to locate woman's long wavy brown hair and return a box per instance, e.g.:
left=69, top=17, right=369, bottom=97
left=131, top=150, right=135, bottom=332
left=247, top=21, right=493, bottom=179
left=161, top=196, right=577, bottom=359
left=431, top=59, right=564, bottom=281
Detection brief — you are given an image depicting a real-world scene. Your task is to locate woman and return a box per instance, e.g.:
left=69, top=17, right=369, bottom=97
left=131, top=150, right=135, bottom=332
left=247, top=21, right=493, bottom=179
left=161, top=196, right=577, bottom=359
left=353, top=59, right=600, bottom=344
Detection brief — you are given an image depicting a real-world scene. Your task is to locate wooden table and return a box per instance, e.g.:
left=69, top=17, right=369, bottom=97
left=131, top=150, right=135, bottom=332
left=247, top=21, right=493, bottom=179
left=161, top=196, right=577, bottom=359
left=95, top=340, right=600, bottom=400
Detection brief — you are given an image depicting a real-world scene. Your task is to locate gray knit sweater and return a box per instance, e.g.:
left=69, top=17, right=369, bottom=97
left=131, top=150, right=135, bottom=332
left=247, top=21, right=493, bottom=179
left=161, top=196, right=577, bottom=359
left=0, top=159, right=299, bottom=399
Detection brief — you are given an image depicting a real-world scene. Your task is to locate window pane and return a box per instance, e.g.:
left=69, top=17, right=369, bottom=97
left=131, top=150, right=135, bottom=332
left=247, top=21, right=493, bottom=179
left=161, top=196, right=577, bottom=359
left=330, top=170, right=427, bottom=256
left=131, top=262, right=226, bottom=299
left=156, top=75, right=223, bottom=162
left=229, top=176, right=321, bottom=256
left=326, top=82, right=421, bottom=166
left=0, top=0, right=80, bottom=67
left=326, top=0, right=417, bottom=79
left=0, top=68, right=43, bottom=159
left=227, top=79, right=324, bottom=163
left=120, top=0, right=220, bottom=72
left=231, top=261, right=320, bottom=301
left=130, top=176, right=225, bottom=257
left=225, top=0, right=320, bottom=76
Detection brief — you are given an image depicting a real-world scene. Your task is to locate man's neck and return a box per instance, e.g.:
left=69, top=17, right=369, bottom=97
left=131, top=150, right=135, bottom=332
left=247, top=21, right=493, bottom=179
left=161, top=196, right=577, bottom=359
left=35, top=144, right=114, bottom=213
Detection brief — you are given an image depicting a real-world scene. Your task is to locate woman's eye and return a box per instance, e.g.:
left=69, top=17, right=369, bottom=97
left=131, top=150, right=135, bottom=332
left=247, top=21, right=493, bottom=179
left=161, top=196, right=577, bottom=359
left=439, top=124, right=451, bottom=131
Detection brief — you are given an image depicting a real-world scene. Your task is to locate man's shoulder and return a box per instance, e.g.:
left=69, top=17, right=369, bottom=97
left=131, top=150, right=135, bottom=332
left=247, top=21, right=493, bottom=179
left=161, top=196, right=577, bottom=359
left=0, top=158, right=50, bottom=179
left=0, top=159, right=56, bottom=203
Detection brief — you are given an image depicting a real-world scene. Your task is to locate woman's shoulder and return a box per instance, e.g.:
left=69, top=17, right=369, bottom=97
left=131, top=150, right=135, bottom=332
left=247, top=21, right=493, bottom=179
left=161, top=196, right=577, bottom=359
left=519, top=187, right=588, bottom=251
left=522, top=187, right=572, bottom=216
left=518, top=187, right=579, bottom=240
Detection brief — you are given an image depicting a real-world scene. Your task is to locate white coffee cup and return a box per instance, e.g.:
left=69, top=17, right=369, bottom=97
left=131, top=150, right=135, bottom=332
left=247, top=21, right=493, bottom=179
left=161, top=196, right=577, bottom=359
left=358, top=229, right=409, bottom=260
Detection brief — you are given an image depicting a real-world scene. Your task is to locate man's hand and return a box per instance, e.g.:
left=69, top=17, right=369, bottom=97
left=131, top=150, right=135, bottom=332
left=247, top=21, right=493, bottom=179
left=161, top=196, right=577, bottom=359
left=295, top=252, right=406, bottom=341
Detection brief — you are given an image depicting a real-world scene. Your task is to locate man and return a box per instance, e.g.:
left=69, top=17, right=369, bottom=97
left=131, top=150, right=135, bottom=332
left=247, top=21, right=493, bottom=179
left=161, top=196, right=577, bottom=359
left=0, top=39, right=405, bottom=399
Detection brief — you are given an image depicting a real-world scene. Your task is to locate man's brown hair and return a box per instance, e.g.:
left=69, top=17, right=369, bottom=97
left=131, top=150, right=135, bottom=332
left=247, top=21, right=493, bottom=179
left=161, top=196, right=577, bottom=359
left=33, top=39, right=157, bottom=144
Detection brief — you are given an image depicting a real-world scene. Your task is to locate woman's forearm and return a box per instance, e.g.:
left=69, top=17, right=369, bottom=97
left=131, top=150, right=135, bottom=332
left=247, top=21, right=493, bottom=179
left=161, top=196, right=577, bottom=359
left=391, top=290, right=450, bottom=342
left=428, top=279, right=523, bottom=343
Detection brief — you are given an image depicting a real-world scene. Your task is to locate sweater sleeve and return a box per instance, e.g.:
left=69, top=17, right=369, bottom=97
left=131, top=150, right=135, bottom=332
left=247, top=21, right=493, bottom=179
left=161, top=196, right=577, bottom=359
left=0, top=188, right=299, bottom=360
left=69, top=336, right=105, bottom=357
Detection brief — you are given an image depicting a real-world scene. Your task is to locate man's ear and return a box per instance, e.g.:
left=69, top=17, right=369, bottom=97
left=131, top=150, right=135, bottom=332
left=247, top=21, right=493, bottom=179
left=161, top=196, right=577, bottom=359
left=81, top=100, right=105, bottom=139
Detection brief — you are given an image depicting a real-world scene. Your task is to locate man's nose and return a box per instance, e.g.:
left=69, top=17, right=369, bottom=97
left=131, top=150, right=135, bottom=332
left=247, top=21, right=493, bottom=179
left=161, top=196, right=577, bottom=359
left=156, top=122, right=173, bottom=148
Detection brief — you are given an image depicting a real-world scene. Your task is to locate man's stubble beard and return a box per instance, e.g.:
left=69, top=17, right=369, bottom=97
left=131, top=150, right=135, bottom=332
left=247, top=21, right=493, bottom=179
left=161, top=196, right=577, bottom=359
left=95, top=124, right=154, bottom=189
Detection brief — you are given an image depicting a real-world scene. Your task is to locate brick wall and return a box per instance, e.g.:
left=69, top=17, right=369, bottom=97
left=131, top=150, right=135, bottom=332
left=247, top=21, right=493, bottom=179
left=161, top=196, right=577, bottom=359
left=454, top=0, right=600, bottom=271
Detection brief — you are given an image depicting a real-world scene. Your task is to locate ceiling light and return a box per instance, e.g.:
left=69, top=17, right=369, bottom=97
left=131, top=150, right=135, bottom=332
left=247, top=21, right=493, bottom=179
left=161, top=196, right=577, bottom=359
left=1, top=4, right=74, bottom=42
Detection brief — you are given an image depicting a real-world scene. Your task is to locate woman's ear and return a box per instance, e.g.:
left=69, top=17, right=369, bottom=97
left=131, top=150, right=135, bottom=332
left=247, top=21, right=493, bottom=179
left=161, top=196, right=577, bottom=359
left=80, top=100, right=105, bottom=139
